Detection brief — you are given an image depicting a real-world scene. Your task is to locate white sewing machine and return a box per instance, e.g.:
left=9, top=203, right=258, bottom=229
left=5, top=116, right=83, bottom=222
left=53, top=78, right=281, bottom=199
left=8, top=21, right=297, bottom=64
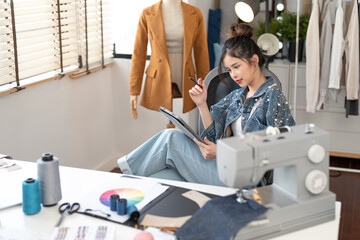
left=217, top=124, right=336, bottom=240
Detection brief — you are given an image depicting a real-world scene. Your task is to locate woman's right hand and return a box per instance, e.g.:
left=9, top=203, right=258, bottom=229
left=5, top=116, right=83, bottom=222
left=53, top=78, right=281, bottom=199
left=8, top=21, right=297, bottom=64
left=189, top=78, right=207, bottom=107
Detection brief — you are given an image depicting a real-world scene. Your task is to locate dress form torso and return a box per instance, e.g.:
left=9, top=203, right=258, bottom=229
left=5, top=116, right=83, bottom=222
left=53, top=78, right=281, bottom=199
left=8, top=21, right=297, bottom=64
left=162, top=0, right=182, bottom=26
left=162, top=0, right=184, bottom=96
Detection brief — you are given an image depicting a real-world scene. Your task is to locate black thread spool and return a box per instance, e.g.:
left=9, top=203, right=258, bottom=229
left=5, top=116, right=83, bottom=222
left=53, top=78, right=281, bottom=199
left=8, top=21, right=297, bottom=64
left=127, top=205, right=140, bottom=221
left=110, top=194, right=119, bottom=211
left=117, top=198, right=127, bottom=215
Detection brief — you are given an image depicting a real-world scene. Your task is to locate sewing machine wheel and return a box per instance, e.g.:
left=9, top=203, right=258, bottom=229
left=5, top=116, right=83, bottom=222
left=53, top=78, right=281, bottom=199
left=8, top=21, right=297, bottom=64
left=305, top=170, right=327, bottom=194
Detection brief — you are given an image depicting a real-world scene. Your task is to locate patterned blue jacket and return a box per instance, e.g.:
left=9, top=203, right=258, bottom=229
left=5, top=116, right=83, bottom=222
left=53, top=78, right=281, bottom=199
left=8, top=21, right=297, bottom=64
left=201, top=77, right=295, bottom=143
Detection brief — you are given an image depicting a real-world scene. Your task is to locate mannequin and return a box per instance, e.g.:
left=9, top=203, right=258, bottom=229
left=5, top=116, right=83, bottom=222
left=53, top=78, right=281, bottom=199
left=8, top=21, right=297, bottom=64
left=130, top=0, right=183, bottom=119
left=129, top=0, right=210, bottom=119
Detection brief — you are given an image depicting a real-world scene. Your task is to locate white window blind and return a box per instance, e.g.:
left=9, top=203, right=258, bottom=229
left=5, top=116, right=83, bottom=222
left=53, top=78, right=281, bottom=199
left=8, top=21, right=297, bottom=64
left=75, top=0, right=112, bottom=75
left=0, top=0, right=112, bottom=93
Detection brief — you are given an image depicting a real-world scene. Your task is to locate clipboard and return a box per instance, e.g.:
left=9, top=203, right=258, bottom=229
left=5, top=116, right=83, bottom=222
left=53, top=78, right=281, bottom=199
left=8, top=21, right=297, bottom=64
left=159, top=106, right=205, bottom=144
left=136, top=184, right=219, bottom=228
left=122, top=173, right=219, bottom=228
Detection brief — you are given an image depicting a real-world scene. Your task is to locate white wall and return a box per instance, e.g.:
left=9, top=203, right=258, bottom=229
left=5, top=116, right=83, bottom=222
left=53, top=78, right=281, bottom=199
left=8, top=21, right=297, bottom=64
left=0, top=67, right=116, bottom=169
left=0, top=0, right=215, bottom=171
left=0, top=60, right=171, bottom=170
left=287, top=0, right=303, bottom=13
left=187, top=0, right=217, bottom=26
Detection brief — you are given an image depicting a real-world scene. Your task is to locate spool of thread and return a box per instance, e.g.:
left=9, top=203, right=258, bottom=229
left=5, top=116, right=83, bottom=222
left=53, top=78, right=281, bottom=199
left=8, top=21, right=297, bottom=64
left=279, top=126, right=291, bottom=133
left=117, top=198, right=127, bottom=215
left=110, top=194, right=119, bottom=211
left=37, top=153, right=62, bottom=206
left=22, top=178, right=41, bottom=215
left=127, top=205, right=140, bottom=221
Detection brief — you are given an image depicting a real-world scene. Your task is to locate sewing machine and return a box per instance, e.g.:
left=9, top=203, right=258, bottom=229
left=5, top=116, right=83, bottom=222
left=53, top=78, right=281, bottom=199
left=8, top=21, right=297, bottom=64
left=217, top=124, right=336, bottom=240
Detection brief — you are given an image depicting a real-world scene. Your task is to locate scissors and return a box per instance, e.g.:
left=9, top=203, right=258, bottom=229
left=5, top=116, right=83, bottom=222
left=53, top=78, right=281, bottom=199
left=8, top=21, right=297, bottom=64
left=54, top=202, right=80, bottom=227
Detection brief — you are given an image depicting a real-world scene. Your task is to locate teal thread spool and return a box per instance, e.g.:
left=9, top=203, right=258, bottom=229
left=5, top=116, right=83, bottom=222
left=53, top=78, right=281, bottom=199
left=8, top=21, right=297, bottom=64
left=22, top=178, right=41, bottom=215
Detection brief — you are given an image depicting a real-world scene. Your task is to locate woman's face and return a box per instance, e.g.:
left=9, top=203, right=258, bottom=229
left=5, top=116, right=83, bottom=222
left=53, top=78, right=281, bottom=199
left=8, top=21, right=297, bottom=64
left=223, top=54, right=258, bottom=88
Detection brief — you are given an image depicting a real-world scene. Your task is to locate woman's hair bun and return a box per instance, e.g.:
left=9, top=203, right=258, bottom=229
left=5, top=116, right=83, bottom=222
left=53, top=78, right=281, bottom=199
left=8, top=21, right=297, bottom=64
left=228, top=23, right=253, bottom=38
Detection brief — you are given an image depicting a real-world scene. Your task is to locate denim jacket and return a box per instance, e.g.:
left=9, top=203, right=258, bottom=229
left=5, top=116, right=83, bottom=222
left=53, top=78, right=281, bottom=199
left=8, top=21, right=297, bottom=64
left=201, top=77, right=295, bottom=143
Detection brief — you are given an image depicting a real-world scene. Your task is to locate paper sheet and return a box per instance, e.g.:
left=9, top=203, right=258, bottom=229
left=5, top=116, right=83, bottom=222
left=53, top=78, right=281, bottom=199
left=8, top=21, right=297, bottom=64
left=78, top=176, right=169, bottom=223
left=50, top=225, right=115, bottom=240
left=0, top=160, right=26, bottom=210
left=145, top=227, right=177, bottom=240
left=140, top=214, right=191, bottom=228
left=181, top=190, right=211, bottom=208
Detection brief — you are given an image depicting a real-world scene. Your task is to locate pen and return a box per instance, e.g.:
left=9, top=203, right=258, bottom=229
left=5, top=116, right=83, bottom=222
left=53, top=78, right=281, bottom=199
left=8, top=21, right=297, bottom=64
left=161, top=227, right=179, bottom=232
left=189, top=77, right=203, bottom=89
left=78, top=211, right=109, bottom=220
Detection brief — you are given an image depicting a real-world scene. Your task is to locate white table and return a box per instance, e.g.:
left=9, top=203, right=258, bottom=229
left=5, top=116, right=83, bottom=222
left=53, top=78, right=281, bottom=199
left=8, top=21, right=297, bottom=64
left=0, top=160, right=341, bottom=240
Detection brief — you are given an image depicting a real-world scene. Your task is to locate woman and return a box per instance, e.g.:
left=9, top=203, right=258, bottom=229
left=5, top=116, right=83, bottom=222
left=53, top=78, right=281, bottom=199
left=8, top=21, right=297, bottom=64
left=118, top=23, right=295, bottom=186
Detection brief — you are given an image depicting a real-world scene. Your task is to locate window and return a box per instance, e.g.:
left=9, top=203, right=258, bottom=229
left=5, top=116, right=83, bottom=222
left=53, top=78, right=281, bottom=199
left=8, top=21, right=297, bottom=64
left=111, top=0, right=158, bottom=57
left=0, top=0, right=112, bottom=95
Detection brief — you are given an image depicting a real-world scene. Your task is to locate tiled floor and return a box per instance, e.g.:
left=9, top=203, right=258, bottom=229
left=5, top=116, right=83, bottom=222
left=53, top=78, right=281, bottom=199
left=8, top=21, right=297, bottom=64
left=329, top=156, right=360, bottom=240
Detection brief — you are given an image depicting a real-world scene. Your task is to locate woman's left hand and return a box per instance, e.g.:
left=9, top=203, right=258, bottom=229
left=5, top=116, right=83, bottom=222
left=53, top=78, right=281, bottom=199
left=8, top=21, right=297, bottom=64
left=194, top=137, right=216, bottom=160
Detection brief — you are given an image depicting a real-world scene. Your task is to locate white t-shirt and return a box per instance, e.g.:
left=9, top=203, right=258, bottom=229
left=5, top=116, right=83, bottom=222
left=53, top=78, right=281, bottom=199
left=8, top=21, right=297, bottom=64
left=231, top=115, right=244, bottom=137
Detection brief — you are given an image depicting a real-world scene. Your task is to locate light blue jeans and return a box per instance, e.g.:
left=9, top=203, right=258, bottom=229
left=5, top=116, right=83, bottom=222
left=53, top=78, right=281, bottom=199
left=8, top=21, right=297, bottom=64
left=117, top=129, right=225, bottom=186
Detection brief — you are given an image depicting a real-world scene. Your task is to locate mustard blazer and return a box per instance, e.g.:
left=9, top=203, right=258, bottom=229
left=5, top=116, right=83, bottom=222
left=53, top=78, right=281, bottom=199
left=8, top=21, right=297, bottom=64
left=129, top=1, right=210, bottom=113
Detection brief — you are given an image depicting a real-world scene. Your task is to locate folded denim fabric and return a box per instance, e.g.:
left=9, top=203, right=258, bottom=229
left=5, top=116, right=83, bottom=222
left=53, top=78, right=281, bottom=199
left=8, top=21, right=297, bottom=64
left=175, top=194, right=268, bottom=240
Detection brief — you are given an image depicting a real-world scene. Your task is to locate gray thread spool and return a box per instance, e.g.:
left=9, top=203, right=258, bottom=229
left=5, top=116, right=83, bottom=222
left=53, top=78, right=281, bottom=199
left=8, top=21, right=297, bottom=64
left=37, top=153, right=62, bottom=206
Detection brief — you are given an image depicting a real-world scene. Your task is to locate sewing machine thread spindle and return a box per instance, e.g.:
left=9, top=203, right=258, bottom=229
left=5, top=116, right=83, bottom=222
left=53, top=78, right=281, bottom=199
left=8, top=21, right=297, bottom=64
left=236, top=189, right=247, bottom=204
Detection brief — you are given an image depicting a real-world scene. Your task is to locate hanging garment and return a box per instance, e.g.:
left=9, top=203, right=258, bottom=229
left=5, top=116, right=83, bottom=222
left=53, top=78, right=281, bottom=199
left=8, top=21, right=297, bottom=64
left=344, top=0, right=359, bottom=117
left=316, top=0, right=333, bottom=111
left=328, top=0, right=345, bottom=102
left=129, top=1, right=210, bottom=113
left=207, top=8, right=221, bottom=70
left=306, top=0, right=320, bottom=113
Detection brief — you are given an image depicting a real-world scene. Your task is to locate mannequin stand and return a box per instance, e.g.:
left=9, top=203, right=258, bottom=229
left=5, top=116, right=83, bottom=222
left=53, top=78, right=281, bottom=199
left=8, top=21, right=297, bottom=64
left=167, top=121, right=176, bottom=128
left=167, top=83, right=182, bottom=129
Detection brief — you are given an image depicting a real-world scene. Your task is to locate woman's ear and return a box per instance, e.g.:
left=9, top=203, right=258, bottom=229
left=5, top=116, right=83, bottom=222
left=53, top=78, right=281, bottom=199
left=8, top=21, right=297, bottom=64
left=251, top=54, right=259, bottom=65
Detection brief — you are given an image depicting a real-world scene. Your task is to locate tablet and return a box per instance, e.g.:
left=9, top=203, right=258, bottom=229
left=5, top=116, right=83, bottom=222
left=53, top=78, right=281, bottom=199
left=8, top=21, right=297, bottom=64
left=159, top=106, right=205, bottom=144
